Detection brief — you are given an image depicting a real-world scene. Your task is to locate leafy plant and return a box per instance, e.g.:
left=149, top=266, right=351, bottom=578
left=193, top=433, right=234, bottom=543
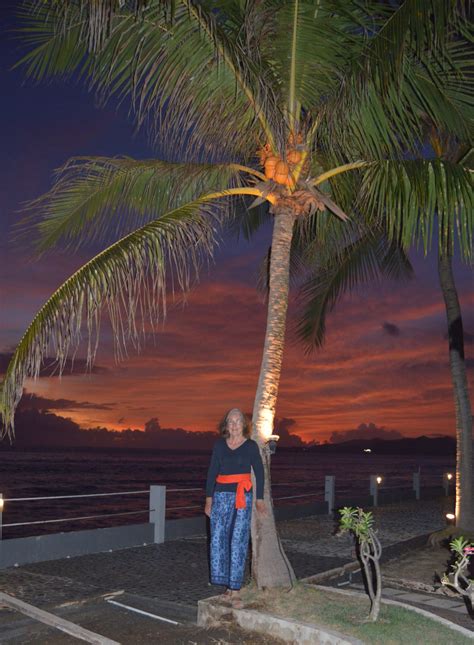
left=339, top=506, right=382, bottom=622
left=441, top=536, right=474, bottom=610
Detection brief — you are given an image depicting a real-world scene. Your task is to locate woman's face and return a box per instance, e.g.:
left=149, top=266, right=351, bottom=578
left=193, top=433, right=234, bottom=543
left=227, top=410, right=244, bottom=439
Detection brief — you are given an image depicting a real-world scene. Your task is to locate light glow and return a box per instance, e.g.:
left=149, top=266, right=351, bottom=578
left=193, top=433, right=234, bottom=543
left=446, top=473, right=453, bottom=481
left=258, top=408, right=274, bottom=440
left=446, top=513, right=455, bottom=520
left=376, top=476, right=382, bottom=485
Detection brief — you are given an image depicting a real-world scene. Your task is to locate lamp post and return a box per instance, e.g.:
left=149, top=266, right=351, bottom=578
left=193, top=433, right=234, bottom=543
left=370, top=475, right=382, bottom=507
left=443, top=472, right=454, bottom=496
left=324, top=476, right=335, bottom=515
left=445, top=512, right=456, bottom=526
left=413, top=471, right=421, bottom=500
left=266, top=434, right=280, bottom=455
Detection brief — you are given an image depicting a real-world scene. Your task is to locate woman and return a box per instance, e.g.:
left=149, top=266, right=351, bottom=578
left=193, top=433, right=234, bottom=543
left=205, top=408, right=265, bottom=605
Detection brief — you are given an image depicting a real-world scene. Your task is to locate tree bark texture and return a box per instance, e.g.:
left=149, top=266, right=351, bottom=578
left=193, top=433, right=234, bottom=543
left=438, top=251, right=473, bottom=532
left=251, top=206, right=297, bottom=589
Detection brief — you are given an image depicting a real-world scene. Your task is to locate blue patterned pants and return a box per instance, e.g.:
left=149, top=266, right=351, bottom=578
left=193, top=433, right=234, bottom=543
left=210, top=491, right=252, bottom=590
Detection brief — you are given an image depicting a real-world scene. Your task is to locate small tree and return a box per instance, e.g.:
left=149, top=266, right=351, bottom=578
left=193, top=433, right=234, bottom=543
left=338, top=507, right=382, bottom=622
left=441, top=537, right=474, bottom=610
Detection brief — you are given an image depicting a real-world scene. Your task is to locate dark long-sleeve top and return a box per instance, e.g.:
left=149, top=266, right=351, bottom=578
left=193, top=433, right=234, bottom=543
left=205, top=438, right=264, bottom=499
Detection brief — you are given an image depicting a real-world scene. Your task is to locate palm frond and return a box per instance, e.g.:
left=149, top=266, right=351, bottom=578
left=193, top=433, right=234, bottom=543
left=0, top=196, right=221, bottom=441
left=410, top=36, right=474, bottom=143
left=316, top=2, right=472, bottom=159
left=294, top=231, right=414, bottom=352
left=15, top=1, right=279, bottom=161
left=15, top=156, right=248, bottom=253
left=355, top=0, right=461, bottom=86
left=26, top=1, right=154, bottom=53
left=357, top=160, right=474, bottom=260
left=260, top=0, right=363, bottom=130
left=227, top=196, right=272, bottom=243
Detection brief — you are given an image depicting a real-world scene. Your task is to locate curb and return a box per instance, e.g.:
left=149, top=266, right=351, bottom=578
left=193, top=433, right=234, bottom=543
left=309, top=584, right=474, bottom=640
left=197, top=595, right=363, bottom=645
left=302, top=561, right=360, bottom=584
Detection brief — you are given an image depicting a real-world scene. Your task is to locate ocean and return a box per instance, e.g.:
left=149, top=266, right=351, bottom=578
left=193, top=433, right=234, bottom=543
left=0, top=449, right=454, bottom=539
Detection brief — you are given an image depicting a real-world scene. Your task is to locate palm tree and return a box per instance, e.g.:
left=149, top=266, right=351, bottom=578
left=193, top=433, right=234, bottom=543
left=294, top=226, right=473, bottom=533
left=434, top=141, right=473, bottom=533
left=438, top=250, right=473, bottom=533
left=293, top=145, right=473, bottom=533
left=2, top=1, right=472, bottom=587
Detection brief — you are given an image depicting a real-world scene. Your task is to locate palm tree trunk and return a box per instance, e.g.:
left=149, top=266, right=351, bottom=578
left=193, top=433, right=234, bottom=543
left=438, top=251, right=473, bottom=532
left=251, top=205, right=297, bottom=589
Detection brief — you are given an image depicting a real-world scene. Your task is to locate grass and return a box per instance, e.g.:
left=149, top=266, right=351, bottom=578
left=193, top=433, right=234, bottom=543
left=238, top=583, right=472, bottom=645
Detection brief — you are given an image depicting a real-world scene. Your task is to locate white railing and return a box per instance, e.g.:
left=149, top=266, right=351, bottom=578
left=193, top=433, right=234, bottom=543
left=0, top=472, right=455, bottom=540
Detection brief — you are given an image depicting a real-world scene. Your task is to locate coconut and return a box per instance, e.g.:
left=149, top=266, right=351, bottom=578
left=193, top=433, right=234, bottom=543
left=264, top=155, right=280, bottom=179
left=287, top=149, right=302, bottom=165
left=274, top=160, right=295, bottom=187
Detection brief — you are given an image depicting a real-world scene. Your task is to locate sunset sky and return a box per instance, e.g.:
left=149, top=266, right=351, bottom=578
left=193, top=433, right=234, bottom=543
left=1, top=8, right=472, bottom=444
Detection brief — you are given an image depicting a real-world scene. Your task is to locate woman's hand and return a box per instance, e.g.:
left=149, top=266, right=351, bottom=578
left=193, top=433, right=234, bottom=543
left=256, top=499, right=267, bottom=516
left=204, top=497, right=212, bottom=517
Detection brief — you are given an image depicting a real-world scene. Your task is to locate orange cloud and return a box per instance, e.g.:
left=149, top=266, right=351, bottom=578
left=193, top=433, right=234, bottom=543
left=19, top=252, right=471, bottom=444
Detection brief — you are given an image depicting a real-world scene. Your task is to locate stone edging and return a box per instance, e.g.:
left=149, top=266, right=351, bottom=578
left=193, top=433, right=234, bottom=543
left=309, top=584, right=474, bottom=640
left=197, top=595, right=363, bottom=645
left=302, top=560, right=361, bottom=584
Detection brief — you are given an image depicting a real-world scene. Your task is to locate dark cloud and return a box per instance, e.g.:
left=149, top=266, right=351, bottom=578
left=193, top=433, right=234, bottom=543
left=0, top=353, right=108, bottom=377
left=3, top=410, right=225, bottom=450
left=382, top=322, right=400, bottom=337
left=18, top=391, right=116, bottom=412
left=273, top=417, right=305, bottom=447
left=3, top=409, right=307, bottom=450
left=329, top=422, right=404, bottom=444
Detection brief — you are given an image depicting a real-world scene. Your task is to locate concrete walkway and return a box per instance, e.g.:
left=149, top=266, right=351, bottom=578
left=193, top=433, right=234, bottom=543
left=0, top=496, right=468, bottom=643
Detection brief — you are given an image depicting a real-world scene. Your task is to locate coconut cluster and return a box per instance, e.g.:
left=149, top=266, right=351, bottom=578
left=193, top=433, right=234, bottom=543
left=258, top=139, right=304, bottom=188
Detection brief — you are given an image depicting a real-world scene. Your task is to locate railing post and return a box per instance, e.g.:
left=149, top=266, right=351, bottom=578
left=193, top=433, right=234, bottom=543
left=324, top=476, right=335, bottom=515
left=443, top=472, right=453, bottom=496
left=370, top=475, right=380, bottom=507
left=0, top=493, right=3, bottom=540
left=412, top=471, right=420, bottom=500
left=149, top=485, right=166, bottom=543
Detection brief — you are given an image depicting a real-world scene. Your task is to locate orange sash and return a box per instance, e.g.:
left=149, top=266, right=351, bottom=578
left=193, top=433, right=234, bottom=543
left=216, top=473, right=252, bottom=509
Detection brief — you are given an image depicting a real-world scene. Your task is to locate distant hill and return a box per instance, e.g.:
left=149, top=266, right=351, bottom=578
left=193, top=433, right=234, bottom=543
left=304, top=435, right=456, bottom=455
left=0, top=407, right=456, bottom=454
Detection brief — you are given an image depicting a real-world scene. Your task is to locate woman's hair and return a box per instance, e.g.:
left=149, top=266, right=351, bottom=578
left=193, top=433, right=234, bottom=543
left=218, top=408, right=251, bottom=438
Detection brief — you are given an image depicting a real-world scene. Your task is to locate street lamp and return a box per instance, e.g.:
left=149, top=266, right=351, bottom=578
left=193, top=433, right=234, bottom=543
left=370, top=475, right=383, bottom=506
left=445, top=512, right=456, bottom=526
left=443, top=472, right=454, bottom=496
left=266, top=434, right=280, bottom=455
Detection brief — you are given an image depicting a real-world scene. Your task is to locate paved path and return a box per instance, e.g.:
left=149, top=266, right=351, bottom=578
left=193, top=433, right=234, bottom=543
left=0, top=495, right=467, bottom=643
left=278, top=496, right=453, bottom=557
